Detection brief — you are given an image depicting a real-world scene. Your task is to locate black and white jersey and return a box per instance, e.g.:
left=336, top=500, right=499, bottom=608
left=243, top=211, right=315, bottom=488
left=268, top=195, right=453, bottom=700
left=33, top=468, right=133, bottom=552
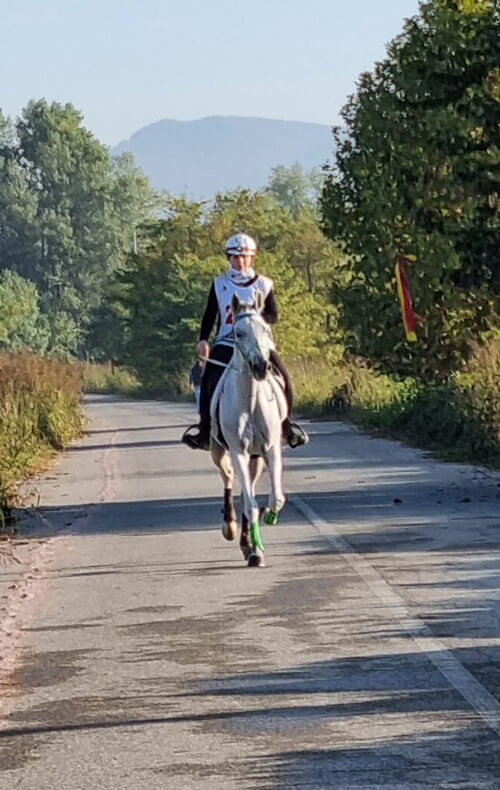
left=213, top=273, right=274, bottom=341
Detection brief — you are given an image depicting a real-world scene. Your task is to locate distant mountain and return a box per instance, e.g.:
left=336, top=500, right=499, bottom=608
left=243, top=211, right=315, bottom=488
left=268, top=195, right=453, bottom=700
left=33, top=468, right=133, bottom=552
left=112, top=116, right=333, bottom=198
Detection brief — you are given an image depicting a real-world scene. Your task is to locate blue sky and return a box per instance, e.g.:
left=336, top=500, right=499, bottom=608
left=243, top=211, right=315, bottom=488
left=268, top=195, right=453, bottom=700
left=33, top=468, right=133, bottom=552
left=2, top=0, right=421, bottom=146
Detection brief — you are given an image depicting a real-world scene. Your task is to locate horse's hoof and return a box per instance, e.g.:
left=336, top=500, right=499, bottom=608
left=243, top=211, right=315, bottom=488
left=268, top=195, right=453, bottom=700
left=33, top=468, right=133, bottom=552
left=240, top=544, right=252, bottom=560
left=222, top=521, right=237, bottom=541
left=263, top=509, right=279, bottom=526
left=247, top=550, right=265, bottom=568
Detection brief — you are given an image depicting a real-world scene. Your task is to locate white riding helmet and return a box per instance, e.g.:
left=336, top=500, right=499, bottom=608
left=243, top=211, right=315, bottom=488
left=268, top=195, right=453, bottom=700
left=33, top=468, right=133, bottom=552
left=225, top=233, right=258, bottom=257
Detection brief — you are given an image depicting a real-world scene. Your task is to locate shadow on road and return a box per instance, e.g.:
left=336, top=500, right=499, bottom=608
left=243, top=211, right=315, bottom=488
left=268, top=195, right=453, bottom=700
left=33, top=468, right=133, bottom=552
left=86, top=424, right=193, bottom=435
left=2, top=649, right=500, bottom=785
left=68, top=439, right=183, bottom=452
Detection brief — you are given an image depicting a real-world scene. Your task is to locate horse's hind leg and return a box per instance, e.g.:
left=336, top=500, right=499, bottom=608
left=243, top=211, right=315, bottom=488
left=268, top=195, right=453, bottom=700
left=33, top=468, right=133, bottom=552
left=222, top=486, right=237, bottom=541
left=240, top=513, right=252, bottom=560
left=211, top=443, right=237, bottom=541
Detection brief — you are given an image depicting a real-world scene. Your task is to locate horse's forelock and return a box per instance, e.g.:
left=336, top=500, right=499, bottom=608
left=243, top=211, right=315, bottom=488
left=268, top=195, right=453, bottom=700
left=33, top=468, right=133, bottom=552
left=234, top=308, right=260, bottom=325
left=238, top=300, right=255, bottom=314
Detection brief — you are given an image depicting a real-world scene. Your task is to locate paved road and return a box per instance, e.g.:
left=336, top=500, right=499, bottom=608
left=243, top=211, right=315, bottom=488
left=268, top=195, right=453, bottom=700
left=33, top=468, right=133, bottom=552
left=1, top=394, right=500, bottom=789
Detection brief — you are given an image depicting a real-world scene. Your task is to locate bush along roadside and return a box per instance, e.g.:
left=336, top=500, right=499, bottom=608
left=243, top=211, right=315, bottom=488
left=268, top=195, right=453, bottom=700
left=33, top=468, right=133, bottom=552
left=289, top=340, right=500, bottom=470
left=348, top=341, right=500, bottom=468
left=0, top=354, right=83, bottom=524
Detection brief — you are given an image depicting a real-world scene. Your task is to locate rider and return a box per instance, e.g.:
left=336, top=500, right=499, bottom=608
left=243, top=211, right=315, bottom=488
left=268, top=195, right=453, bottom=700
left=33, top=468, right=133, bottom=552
left=182, top=232, right=308, bottom=451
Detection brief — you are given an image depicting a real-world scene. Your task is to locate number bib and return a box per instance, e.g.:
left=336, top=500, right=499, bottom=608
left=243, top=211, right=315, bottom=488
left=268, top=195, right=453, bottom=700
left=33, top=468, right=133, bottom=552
left=214, top=273, right=273, bottom=341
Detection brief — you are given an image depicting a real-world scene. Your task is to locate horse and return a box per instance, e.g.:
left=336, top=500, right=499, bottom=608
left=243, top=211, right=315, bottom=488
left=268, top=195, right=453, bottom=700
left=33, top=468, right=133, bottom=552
left=210, top=291, right=288, bottom=567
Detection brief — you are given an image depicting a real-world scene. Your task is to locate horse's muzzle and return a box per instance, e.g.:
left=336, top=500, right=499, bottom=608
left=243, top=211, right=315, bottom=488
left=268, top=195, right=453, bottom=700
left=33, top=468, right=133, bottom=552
left=251, top=358, right=268, bottom=380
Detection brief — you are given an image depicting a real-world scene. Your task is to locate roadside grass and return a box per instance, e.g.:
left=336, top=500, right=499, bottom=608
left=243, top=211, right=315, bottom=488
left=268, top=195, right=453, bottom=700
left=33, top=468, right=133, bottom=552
left=286, top=358, right=335, bottom=416
left=82, top=363, right=140, bottom=395
left=0, top=354, right=83, bottom=521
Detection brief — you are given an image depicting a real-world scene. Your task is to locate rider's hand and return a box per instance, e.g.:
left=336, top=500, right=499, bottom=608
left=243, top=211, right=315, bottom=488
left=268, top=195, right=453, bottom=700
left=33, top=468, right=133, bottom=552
left=197, top=340, right=210, bottom=359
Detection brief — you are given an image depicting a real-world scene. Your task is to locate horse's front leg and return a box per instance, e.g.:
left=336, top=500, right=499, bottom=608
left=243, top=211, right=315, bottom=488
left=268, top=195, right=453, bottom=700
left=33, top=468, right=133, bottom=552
left=239, top=454, right=263, bottom=560
left=249, top=454, right=264, bottom=495
left=231, top=452, right=265, bottom=566
left=263, top=443, right=286, bottom=526
left=231, top=452, right=259, bottom=529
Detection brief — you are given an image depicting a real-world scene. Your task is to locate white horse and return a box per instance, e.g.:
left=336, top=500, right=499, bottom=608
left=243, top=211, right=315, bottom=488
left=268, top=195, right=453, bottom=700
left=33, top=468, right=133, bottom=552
left=210, top=291, right=288, bottom=567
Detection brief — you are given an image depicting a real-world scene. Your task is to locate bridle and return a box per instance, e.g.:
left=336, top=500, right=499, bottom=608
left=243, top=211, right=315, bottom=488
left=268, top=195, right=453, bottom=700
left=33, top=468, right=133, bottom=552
left=199, top=311, right=272, bottom=372
left=232, top=311, right=273, bottom=371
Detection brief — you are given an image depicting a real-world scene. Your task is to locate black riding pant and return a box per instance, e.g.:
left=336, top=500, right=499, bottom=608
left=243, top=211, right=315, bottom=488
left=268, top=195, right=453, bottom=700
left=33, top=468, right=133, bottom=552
left=199, top=344, right=293, bottom=429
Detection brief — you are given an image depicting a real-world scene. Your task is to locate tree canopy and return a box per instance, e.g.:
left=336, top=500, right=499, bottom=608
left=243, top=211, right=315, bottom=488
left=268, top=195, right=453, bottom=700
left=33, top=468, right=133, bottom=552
left=322, top=0, right=500, bottom=379
left=267, top=163, right=325, bottom=218
left=0, top=99, right=156, bottom=356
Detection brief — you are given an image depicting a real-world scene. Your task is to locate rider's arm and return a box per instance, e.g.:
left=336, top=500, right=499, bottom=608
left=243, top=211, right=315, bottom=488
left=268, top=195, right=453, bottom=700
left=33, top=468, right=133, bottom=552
left=199, top=283, right=218, bottom=341
left=263, top=290, right=278, bottom=325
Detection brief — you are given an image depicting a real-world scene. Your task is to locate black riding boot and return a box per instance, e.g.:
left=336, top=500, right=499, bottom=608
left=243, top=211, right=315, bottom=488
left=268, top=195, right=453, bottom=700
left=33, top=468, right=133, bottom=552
left=181, top=344, right=232, bottom=451
left=282, top=417, right=309, bottom=449
left=269, top=350, right=309, bottom=449
left=182, top=379, right=211, bottom=451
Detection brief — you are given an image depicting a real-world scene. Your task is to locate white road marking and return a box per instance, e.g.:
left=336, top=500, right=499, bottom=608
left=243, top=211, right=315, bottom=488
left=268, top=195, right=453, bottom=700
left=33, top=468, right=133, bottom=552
left=291, top=494, right=500, bottom=737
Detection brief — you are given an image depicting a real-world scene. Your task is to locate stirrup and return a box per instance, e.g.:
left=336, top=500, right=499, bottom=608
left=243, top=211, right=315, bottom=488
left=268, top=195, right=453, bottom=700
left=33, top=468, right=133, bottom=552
left=182, top=424, right=210, bottom=451
left=286, top=422, right=309, bottom=449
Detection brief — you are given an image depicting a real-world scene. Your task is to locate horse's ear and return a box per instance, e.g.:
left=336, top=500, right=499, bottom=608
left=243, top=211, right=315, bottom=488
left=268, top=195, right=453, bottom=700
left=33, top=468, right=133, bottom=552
left=254, top=290, right=264, bottom=313
left=231, top=293, right=241, bottom=316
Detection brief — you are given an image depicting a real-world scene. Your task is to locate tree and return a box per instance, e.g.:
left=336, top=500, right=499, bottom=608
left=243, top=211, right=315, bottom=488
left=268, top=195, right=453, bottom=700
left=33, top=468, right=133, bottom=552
left=267, top=163, right=325, bottom=218
left=0, top=270, right=49, bottom=354
left=322, top=0, right=500, bottom=379
left=0, top=112, right=39, bottom=282
left=207, top=189, right=291, bottom=252
left=277, top=207, right=344, bottom=294
left=119, top=252, right=222, bottom=390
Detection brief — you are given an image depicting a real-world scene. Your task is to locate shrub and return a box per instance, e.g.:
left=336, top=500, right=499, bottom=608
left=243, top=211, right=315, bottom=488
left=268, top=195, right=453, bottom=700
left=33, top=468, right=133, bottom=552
left=0, top=354, right=82, bottom=512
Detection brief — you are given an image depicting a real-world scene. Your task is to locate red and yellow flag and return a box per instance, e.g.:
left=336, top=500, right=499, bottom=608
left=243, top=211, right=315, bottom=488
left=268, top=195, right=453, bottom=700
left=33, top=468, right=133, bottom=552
left=395, top=256, right=417, bottom=343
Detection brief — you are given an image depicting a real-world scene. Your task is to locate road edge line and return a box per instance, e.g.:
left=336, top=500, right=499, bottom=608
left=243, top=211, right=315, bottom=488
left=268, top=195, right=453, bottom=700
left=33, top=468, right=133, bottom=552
left=290, top=494, right=500, bottom=737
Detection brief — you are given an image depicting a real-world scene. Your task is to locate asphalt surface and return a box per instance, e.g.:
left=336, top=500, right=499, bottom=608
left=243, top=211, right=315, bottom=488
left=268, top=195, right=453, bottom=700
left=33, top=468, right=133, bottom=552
left=1, top=394, right=500, bottom=789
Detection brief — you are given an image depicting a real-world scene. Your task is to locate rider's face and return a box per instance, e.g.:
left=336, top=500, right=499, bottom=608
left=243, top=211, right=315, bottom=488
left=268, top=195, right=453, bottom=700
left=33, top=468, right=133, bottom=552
left=229, top=253, right=254, bottom=271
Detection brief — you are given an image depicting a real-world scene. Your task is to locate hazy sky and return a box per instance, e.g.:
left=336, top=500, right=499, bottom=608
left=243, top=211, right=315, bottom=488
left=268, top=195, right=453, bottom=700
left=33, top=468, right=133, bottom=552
left=2, top=0, right=422, bottom=146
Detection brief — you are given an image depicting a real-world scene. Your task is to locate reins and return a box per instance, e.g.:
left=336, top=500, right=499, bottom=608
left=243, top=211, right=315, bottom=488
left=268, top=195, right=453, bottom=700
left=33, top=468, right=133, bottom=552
left=199, top=311, right=261, bottom=369
left=198, top=355, right=230, bottom=368
left=200, top=311, right=273, bottom=373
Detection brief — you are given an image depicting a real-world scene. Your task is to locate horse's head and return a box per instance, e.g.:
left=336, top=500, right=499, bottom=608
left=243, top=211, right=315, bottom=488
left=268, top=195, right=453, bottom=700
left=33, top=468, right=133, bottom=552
left=231, top=292, right=273, bottom=381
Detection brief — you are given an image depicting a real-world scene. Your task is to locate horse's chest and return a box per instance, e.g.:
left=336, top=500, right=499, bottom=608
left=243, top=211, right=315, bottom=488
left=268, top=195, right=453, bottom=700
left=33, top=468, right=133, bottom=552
left=222, top=402, right=276, bottom=453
